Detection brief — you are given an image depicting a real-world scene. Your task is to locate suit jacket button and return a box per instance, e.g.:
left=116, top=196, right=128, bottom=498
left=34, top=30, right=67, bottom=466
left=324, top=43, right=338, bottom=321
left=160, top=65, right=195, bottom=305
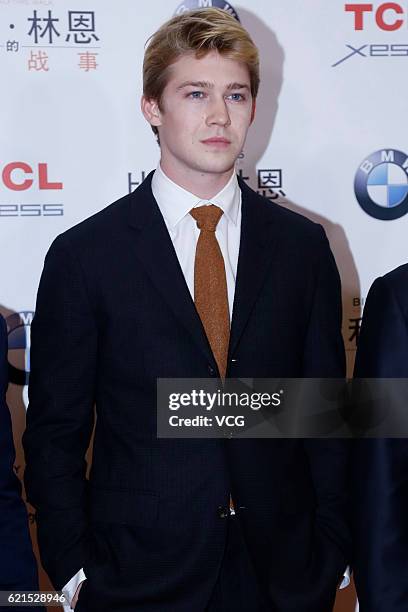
left=208, top=365, right=215, bottom=376
left=217, top=505, right=229, bottom=519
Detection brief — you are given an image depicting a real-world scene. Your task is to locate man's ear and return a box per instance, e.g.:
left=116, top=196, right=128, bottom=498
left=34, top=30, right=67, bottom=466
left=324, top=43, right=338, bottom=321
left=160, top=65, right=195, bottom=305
left=140, top=96, right=162, bottom=127
left=250, top=99, right=256, bottom=125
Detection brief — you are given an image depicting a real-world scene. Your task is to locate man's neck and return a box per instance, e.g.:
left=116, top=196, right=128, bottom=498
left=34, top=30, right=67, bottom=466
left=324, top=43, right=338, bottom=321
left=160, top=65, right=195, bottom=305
left=159, top=161, right=235, bottom=200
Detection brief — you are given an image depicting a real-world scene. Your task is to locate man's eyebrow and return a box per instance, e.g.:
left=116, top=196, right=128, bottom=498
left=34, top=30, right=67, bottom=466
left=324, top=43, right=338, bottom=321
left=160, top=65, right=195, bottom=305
left=226, top=82, right=250, bottom=91
left=176, top=81, right=213, bottom=90
left=176, top=81, right=250, bottom=91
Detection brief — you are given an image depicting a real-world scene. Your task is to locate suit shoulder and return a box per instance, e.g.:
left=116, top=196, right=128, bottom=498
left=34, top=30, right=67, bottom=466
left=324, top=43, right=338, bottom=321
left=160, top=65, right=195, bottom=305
left=52, top=171, right=155, bottom=253
left=270, top=201, right=325, bottom=238
left=53, top=191, right=133, bottom=251
left=380, top=263, right=408, bottom=289
left=374, top=263, right=408, bottom=314
left=239, top=177, right=326, bottom=241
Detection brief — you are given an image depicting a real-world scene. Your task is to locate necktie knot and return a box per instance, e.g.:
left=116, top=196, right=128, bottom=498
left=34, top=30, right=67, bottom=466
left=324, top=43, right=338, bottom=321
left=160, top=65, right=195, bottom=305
left=190, top=204, right=223, bottom=232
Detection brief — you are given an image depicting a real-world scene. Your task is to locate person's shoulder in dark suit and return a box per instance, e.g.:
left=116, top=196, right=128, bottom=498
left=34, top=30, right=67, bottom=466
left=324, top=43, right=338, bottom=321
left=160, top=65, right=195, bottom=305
left=50, top=170, right=330, bottom=255
left=0, top=314, right=39, bottom=592
left=352, top=264, right=408, bottom=612
left=354, top=262, right=408, bottom=377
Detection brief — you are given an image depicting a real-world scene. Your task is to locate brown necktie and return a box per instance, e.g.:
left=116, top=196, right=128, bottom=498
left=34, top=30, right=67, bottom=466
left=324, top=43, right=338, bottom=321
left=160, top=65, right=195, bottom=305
left=191, top=205, right=234, bottom=514
left=190, top=205, right=230, bottom=379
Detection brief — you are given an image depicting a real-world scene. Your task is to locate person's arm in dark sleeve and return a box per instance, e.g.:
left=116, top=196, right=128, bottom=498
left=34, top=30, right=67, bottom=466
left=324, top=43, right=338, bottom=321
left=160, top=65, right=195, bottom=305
left=23, top=235, right=97, bottom=590
left=0, top=314, right=39, bottom=593
left=352, top=274, right=408, bottom=611
left=302, top=226, right=351, bottom=591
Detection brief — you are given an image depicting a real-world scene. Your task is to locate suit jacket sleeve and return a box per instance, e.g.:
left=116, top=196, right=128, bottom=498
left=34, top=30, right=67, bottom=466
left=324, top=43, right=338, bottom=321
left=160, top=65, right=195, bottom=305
left=352, top=275, right=408, bottom=611
left=0, top=315, right=39, bottom=591
left=23, top=235, right=97, bottom=590
left=354, top=274, right=408, bottom=377
left=302, top=227, right=351, bottom=577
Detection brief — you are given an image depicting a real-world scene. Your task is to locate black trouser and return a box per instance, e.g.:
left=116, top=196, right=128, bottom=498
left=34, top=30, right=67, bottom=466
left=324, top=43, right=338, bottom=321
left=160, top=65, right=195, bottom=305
left=206, top=514, right=268, bottom=612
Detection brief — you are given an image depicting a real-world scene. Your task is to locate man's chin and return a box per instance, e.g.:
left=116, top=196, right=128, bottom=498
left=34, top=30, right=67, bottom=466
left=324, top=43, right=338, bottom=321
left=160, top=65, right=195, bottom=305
left=193, top=158, right=237, bottom=176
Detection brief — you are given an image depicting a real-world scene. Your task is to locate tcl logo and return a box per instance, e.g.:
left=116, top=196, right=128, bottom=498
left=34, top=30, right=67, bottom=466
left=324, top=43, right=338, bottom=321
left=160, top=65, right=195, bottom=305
left=345, top=3, right=405, bottom=30
left=2, top=162, right=63, bottom=191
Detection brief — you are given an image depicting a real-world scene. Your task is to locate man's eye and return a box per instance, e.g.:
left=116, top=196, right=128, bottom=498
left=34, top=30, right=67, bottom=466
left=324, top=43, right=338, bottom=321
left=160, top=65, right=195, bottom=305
left=228, top=93, right=245, bottom=101
left=188, top=91, right=205, bottom=99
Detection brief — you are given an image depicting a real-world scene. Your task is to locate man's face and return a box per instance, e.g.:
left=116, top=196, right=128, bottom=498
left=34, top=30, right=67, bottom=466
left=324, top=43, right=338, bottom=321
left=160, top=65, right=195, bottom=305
left=142, top=50, right=255, bottom=183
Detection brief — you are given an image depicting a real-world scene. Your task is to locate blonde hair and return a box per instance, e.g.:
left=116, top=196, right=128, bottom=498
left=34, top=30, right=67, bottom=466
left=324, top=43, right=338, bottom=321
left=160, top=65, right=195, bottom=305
left=143, top=8, right=260, bottom=142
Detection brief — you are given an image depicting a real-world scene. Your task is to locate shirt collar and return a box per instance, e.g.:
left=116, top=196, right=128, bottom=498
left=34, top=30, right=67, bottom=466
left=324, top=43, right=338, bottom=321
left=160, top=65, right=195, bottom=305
left=151, top=162, right=241, bottom=229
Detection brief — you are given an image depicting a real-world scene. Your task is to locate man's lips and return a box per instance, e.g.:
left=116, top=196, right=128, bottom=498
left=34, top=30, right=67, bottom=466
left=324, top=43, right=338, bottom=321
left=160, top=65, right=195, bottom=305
left=201, top=137, right=231, bottom=145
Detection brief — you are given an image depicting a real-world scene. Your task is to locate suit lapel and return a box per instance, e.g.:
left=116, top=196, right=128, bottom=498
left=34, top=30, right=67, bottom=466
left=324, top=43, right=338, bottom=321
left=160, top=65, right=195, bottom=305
left=128, top=171, right=279, bottom=370
left=128, top=172, right=215, bottom=366
left=229, top=177, right=278, bottom=359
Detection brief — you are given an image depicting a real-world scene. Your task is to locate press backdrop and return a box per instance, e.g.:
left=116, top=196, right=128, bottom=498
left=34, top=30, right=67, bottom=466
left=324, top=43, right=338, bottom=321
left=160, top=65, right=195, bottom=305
left=2, top=1, right=408, bottom=610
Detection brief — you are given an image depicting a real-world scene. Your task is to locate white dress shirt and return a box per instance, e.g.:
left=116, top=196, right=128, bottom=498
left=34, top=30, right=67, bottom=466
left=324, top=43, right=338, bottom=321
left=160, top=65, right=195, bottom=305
left=62, top=163, right=349, bottom=607
left=152, top=162, right=242, bottom=317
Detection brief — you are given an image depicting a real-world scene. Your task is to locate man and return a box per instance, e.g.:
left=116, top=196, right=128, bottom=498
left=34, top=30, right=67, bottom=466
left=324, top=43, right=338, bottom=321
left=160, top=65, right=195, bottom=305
left=353, top=264, right=408, bottom=611
left=23, top=8, right=350, bottom=612
left=0, top=314, right=40, bottom=606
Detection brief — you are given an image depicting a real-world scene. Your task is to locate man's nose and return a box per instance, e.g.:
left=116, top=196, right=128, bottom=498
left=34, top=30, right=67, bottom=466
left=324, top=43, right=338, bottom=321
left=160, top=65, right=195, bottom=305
left=206, top=96, right=231, bottom=127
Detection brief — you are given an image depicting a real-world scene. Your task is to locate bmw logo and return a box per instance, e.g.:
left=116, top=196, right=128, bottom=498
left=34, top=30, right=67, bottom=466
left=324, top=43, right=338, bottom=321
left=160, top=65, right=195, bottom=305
left=174, top=1, right=240, bottom=21
left=6, top=311, right=33, bottom=386
left=355, top=149, right=408, bottom=220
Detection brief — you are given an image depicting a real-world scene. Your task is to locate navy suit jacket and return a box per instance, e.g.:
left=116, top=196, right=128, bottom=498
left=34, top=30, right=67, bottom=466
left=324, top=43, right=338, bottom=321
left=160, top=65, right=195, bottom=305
left=353, top=264, right=408, bottom=611
left=24, top=172, right=350, bottom=612
left=0, top=314, right=38, bottom=592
